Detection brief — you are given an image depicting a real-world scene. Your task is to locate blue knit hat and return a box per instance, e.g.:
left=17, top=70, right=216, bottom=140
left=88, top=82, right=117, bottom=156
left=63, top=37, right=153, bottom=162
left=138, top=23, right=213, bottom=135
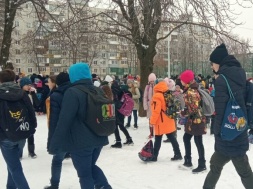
left=69, top=62, right=92, bottom=83
left=20, top=77, right=32, bottom=88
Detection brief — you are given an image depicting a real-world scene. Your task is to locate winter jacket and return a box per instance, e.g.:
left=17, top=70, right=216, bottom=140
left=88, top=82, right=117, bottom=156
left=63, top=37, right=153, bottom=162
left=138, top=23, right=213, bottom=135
left=129, top=86, right=140, bottom=110
left=213, top=55, right=249, bottom=157
left=48, top=79, right=109, bottom=154
left=0, top=82, right=37, bottom=141
left=47, top=82, right=70, bottom=150
left=182, top=81, right=207, bottom=136
left=150, top=81, right=176, bottom=136
left=143, top=84, right=155, bottom=118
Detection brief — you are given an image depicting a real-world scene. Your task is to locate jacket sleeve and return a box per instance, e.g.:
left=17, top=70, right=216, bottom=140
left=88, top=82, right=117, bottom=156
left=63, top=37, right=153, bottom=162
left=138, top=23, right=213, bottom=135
left=143, top=85, right=149, bottom=110
left=23, top=92, right=37, bottom=129
left=47, top=93, right=62, bottom=150
left=48, top=89, right=80, bottom=154
left=150, top=94, right=162, bottom=125
left=132, top=87, right=141, bottom=100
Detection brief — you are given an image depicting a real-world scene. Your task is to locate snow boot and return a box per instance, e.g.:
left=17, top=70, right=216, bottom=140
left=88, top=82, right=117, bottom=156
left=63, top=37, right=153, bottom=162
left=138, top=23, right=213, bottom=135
left=183, top=156, right=193, bottom=167
left=192, top=159, right=206, bottom=173
left=134, top=124, right=138, bottom=129
left=111, top=141, right=122, bottom=148
left=150, top=156, right=157, bottom=162
left=28, top=145, right=37, bottom=159
left=171, top=154, right=183, bottom=161
left=123, top=138, right=134, bottom=145
left=125, top=123, right=130, bottom=128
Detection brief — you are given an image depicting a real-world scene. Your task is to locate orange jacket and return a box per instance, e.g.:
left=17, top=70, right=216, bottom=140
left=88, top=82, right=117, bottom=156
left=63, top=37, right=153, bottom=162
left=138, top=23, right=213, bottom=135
left=150, top=81, right=176, bottom=135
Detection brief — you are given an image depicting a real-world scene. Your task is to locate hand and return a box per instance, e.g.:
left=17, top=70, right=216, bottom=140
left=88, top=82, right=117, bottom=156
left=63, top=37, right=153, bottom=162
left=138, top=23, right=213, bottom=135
left=150, top=125, right=154, bottom=128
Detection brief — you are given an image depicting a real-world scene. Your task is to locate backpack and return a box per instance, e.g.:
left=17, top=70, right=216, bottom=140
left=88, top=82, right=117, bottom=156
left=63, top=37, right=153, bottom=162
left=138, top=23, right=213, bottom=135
left=246, top=80, right=253, bottom=129
left=138, top=139, right=154, bottom=162
left=163, top=91, right=180, bottom=119
left=75, top=86, right=116, bottom=136
left=118, top=93, right=134, bottom=116
left=197, top=86, right=215, bottom=116
left=0, top=97, right=35, bottom=142
left=220, top=74, right=248, bottom=141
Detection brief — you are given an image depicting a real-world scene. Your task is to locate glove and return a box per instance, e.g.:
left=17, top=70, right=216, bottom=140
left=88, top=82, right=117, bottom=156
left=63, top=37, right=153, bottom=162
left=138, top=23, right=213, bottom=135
left=248, top=134, right=253, bottom=144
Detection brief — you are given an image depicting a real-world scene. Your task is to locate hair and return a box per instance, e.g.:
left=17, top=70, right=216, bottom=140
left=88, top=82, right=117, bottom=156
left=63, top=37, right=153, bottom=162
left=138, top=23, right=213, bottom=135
left=101, top=85, right=113, bottom=100
left=49, top=75, right=57, bottom=84
left=0, top=69, right=16, bottom=83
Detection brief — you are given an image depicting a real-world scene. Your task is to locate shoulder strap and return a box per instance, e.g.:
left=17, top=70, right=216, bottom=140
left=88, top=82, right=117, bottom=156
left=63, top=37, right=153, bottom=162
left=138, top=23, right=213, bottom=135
left=220, top=74, right=235, bottom=100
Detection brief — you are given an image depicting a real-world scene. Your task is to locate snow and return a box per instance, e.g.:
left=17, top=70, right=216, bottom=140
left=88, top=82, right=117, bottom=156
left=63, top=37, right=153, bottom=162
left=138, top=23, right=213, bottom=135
left=0, top=115, right=252, bottom=189
left=141, top=44, right=149, bottom=49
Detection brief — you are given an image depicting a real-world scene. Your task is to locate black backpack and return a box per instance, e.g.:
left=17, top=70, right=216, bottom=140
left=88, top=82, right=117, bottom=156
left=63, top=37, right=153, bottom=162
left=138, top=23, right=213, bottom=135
left=0, top=98, right=35, bottom=142
left=75, top=85, right=116, bottom=136
left=246, top=81, right=253, bottom=129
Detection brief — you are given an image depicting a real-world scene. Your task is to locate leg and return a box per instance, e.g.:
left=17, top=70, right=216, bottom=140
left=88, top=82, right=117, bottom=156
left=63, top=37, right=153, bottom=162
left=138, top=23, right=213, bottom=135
left=127, top=114, right=131, bottom=126
left=118, top=123, right=131, bottom=139
left=194, top=135, right=205, bottom=163
left=50, top=152, right=66, bottom=187
left=203, top=152, right=230, bottom=189
left=114, top=125, right=121, bottom=142
left=71, top=147, right=95, bottom=189
left=0, top=139, right=30, bottom=189
left=183, top=133, right=193, bottom=159
left=92, top=147, right=112, bottom=189
left=153, top=135, right=163, bottom=160
left=133, top=110, right=138, bottom=127
left=166, top=133, right=181, bottom=157
left=231, top=154, right=253, bottom=189
left=27, top=135, right=36, bottom=158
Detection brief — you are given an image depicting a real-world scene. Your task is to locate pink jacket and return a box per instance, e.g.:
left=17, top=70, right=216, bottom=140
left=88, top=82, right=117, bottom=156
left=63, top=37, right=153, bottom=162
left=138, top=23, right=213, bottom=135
left=143, top=84, right=154, bottom=118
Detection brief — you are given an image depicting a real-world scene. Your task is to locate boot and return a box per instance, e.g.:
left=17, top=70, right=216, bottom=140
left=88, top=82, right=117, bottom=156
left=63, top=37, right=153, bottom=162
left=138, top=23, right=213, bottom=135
left=44, top=185, right=58, bottom=189
left=125, top=123, right=130, bottom=128
left=183, top=156, right=193, bottom=167
left=150, top=156, right=157, bottom=162
left=171, top=154, right=183, bottom=161
left=134, top=124, right=138, bottom=129
left=28, top=145, right=37, bottom=159
left=123, top=138, right=134, bottom=145
left=192, top=159, right=206, bottom=173
left=111, top=141, right=122, bottom=148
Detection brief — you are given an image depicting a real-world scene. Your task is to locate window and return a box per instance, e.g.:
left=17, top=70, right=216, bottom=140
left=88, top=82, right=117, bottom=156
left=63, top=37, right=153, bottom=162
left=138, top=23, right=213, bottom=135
left=14, top=30, right=19, bottom=36
left=27, top=68, right=33, bottom=73
left=112, top=60, right=117, bottom=64
left=39, top=67, right=46, bottom=72
left=101, top=61, right=106, bottom=64
left=28, top=59, right=33, bottom=63
left=15, top=21, right=19, bottom=27
left=93, top=61, right=97, bottom=65
left=15, top=40, right=20, bottom=45
left=94, top=69, right=97, bottom=73
left=121, top=61, right=127, bottom=64
left=16, top=68, right=21, bottom=73
left=51, top=68, right=60, bottom=72
left=102, top=53, right=106, bottom=58
left=102, top=69, right=106, bottom=73
left=16, top=49, right=21, bottom=54
left=27, top=23, right=32, bottom=28
left=16, top=59, right=20, bottom=63
left=110, top=53, right=116, bottom=57
left=101, top=45, right=106, bottom=49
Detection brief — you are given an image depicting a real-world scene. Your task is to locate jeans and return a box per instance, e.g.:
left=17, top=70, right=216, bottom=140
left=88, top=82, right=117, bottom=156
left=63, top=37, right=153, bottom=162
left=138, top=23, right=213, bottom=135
left=203, top=152, right=253, bottom=189
left=0, top=139, right=30, bottom=189
left=154, top=134, right=181, bottom=158
left=50, top=152, right=66, bottom=187
left=127, top=110, right=138, bottom=126
left=71, top=146, right=111, bottom=189
left=183, top=133, right=205, bottom=161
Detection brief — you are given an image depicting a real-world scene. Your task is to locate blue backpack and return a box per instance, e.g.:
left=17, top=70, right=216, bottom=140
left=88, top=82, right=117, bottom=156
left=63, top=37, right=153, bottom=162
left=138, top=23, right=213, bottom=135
left=220, top=74, right=248, bottom=141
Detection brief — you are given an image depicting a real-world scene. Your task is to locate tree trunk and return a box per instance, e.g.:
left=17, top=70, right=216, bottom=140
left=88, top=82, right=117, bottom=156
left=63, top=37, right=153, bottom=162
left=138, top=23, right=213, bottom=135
left=0, top=1, right=17, bottom=68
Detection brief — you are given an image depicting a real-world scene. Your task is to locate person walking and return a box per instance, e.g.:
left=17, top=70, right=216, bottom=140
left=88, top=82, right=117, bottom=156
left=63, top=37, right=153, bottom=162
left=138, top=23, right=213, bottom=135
left=48, top=63, right=112, bottom=189
left=180, top=70, right=207, bottom=173
left=203, top=44, right=253, bottom=189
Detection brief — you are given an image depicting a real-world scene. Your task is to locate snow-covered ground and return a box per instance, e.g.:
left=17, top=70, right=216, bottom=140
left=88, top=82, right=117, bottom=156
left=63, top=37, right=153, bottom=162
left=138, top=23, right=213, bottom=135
left=0, top=115, right=252, bottom=189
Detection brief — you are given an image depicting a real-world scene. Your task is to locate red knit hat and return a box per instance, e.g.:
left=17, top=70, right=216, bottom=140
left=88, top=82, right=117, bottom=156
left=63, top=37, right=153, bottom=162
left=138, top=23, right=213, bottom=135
left=180, top=70, right=195, bottom=84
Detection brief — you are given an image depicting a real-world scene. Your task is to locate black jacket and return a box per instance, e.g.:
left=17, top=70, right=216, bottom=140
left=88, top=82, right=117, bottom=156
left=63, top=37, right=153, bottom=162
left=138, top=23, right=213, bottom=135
left=214, top=55, right=249, bottom=157
left=47, top=82, right=70, bottom=150
left=0, top=82, right=37, bottom=141
left=48, top=79, right=109, bottom=154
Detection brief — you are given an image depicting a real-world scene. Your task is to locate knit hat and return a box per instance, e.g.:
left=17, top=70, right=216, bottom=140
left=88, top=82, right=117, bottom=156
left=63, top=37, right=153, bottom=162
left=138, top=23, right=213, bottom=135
left=69, top=62, right=91, bottom=83
left=20, top=77, right=32, bottom=88
left=164, top=77, right=175, bottom=91
left=148, top=73, right=156, bottom=82
left=209, top=43, right=229, bottom=65
left=104, top=75, right=113, bottom=83
left=56, top=72, right=70, bottom=86
left=180, top=70, right=195, bottom=84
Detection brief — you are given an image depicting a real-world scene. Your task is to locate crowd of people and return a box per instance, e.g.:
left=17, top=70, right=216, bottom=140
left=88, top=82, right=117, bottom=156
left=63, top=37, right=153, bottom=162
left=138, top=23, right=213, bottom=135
left=0, top=43, right=253, bottom=189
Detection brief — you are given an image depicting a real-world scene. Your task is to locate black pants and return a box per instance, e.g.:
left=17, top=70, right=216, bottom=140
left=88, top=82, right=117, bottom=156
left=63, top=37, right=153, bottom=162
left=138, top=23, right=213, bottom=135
left=183, top=133, right=205, bottom=161
left=27, top=135, right=34, bottom=145
left=114, top=114, right=131, bottom=142
left=154, top=133, right=181, bottom=158
left=127, top=110, right=138, bottom=126
left=203, top=152, right=253, bottom=189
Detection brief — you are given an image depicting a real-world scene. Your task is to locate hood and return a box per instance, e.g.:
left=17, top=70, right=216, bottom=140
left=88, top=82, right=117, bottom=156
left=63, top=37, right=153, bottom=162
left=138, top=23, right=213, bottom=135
left=153, top=81, right=168, bottom=93
left=0, top=82, right=24, bottom=101
left=54, top=82, right=71, bottom=94
left=69, top=62, right=92, bottom=83
left=218, top=55, right=245, bottom=87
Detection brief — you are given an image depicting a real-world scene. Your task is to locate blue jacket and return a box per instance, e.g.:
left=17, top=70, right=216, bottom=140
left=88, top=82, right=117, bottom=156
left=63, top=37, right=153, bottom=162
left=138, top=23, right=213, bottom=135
left=48, top=79, right=109, bottom=154
left=47, top=82, right=70, bottom=150
left=214, top=55, right=249, bottom=157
